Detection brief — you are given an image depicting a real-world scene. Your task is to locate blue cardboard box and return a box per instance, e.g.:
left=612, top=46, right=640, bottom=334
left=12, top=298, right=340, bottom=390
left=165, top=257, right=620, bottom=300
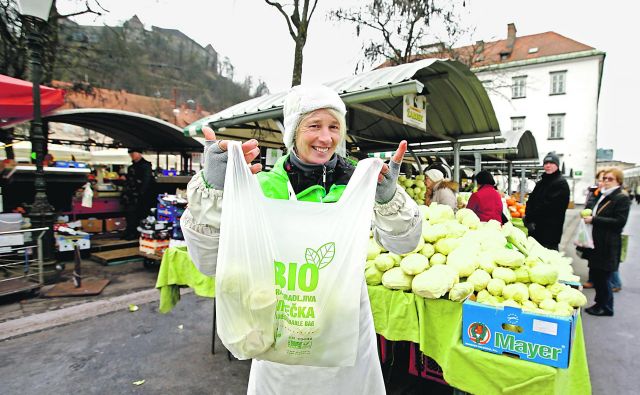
left=53, top=161, right=88, bottom=168
left=462, top=300, right=578, bottom=368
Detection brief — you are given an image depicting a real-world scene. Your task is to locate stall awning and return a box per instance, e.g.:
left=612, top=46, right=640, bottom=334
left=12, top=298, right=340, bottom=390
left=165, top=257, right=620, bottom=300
left=0, top=141, right=92, bottom=162
left=89, top=148, right=132, bottom=165
left=184, top=59, right=500, bottom=153
left=0, top=74, right=66, bottom=128
left=410, top=130, right=538, bottom=160
left=44, top=108, right=203, bottom=153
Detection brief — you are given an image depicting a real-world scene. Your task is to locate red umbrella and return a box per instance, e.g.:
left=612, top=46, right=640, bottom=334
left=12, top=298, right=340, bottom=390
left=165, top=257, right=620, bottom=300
left=0, top=74, right=66, bottom=128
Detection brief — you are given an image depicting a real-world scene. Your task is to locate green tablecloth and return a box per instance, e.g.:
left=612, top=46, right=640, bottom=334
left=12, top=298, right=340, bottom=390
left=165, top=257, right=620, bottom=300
left=155, top=246, right=215, bottom=313
left=156, top=251, right=591, bottom=394
left=368, top=285, right=591, bottom=395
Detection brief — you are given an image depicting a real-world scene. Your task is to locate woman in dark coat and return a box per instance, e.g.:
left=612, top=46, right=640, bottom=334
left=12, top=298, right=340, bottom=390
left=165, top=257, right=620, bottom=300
left=583, top=168, right=631, bottom=316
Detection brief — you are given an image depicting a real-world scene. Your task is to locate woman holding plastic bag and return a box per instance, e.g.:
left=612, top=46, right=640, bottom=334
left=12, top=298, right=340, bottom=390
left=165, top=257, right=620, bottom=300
left=581, top=168, right=630, bottom=316
left=181, top=84, right=421, bottom=395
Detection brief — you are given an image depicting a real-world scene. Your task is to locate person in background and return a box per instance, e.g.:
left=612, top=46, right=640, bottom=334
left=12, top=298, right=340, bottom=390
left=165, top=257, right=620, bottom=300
left=635, top=185, right=640, bottom=204
left=582, top=169, right=606, bottom=289
left=582, top=168, right=630, bottom=316
left=122, top=148, right=154, bottom=240
left=523, top=152, right=570, bottom=250
left=466, top=170, right=504, bottom=223
left=424, top=168, right=458, bottom=210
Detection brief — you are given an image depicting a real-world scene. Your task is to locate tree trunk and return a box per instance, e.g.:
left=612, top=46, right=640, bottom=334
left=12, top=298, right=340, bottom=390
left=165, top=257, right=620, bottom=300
left=291, top=36, right=305, bottom=86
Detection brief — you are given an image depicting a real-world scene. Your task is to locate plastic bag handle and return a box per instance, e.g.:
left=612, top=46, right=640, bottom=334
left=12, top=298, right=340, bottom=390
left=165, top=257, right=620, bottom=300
left=336, top=158, right=383, bottom=206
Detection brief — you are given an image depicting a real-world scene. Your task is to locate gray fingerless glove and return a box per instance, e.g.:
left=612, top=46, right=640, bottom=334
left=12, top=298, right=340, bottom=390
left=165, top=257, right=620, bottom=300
left=375, top=160, right=401, bottom=204
left=203, top=140, right=228, bottom=190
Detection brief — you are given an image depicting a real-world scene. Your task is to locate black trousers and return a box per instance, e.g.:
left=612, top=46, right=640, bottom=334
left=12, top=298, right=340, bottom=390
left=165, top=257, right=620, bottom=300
left=591, top=267, right=613, bottom=313
left=124, top=204, right=145, bottom=239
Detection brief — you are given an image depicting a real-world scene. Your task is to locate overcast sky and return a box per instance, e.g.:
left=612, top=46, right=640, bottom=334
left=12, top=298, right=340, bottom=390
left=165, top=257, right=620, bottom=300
left=57, top=0, right=638, bottom=163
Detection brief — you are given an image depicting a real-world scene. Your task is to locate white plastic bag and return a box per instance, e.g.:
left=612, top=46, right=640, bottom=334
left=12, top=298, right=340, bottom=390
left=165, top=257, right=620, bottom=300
left=573, top=219, right=594, bottom=249
left=215, top=142, right=382, bottom=367
left=81, top=182, right=93, bottom=208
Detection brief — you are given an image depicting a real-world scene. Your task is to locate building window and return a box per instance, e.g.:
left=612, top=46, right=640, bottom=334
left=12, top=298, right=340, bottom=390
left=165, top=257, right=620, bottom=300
left=548, top=114, right=565, bottom=139
left=550, top=71, right=566, bottom=95
left=511, top=117, right=525, bottom=133
left=512, top=76, right=526, bottom=98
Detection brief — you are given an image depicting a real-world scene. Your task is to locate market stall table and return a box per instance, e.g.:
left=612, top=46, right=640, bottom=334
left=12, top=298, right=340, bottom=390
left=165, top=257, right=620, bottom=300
left=368, top=286, right=591, bottom=395
left=155, top=246, right=214, bottom=313
left=156, top=248, right=591, bottom=394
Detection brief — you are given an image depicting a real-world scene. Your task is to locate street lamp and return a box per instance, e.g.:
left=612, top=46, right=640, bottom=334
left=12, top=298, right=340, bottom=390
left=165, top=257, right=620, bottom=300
left=18, top=0, right=55, bottom=263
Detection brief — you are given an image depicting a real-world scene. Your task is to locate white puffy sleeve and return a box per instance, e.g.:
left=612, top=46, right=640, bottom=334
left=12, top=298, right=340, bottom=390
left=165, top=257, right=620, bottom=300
left=372, top=185, right=422, bottom=255
left=180, top=171, right=222, bottom=277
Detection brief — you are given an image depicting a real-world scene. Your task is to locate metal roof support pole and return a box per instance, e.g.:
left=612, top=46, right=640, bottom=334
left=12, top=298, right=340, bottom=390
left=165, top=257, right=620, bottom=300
left=474, top=153, right=482, bottom=173
left=519, top=168, right=526, bottom=203
left=408, top=147, right=423, bottom=174
left=453, top=142, right=461, bottom=184
left=473, top=152, right=482, bottom=188
left=508, top=161, right=513, bottom=194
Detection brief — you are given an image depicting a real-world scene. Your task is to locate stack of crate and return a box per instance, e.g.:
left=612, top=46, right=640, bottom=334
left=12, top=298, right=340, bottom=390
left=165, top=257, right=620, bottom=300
left=156, top=194, right=186, bottom=241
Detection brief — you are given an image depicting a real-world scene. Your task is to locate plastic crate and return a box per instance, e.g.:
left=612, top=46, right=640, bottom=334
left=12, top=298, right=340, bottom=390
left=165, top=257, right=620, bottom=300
left=139, top=237, right=170, bottom=255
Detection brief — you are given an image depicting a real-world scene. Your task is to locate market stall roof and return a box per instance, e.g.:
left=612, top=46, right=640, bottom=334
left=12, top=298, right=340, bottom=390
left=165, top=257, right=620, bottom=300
left=89, top=148, right=132, bottom=165
left=368, top=130, right=537, bottom=176
left=0, top=141, right=92, bottom=162
left=184, top=59, right=501, bottom=153
left=43, top=108, right=203, bottom=153
left=408, top=129, right=538, bottom=161
left=0, top=74, right=65, bottom=128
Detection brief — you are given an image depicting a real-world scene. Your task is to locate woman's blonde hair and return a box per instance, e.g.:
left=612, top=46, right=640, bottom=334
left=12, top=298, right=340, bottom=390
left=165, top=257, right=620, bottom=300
left=296, top=108, right=347, bottom=145
left=604, top=167, right=624, bottom=185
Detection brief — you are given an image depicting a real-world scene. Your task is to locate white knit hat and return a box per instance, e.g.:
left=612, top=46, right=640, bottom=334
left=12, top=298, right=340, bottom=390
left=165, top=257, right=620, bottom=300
left=282, top=84, right=347, bottom=155
left=426, top=169, right=444, bottom=183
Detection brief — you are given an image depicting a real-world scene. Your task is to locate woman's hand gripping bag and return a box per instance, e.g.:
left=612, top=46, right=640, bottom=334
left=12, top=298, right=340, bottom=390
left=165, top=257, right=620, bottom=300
left=216, top=142, right=382, bottom=367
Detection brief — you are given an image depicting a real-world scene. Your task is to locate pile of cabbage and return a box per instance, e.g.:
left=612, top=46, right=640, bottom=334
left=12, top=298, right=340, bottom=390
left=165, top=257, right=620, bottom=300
left=398, top=174, right=427, bottom=205
left=365, top=203, right=587, bottom=317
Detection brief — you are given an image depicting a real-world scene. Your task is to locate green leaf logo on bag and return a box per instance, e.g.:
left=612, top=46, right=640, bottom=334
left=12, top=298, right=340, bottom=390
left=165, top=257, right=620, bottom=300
left=305, top=242, right=335, bottom=269
left=275, top=242, right=336, bottom=292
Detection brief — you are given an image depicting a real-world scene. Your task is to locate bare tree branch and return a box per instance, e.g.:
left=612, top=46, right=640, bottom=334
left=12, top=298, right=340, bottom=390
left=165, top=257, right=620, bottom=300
left=265, top=0, right=317, bottom=86
left=330, top=0, right=467, bottom=68
left=265, top=0, right=296, bottom=39
left=55, top=0, right=104, bottom=19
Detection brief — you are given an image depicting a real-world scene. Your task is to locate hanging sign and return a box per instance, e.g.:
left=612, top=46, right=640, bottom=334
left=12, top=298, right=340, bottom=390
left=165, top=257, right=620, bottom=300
left=266, top=147, right=283, bottom=167
left=403, top=94, right=427, bottom=131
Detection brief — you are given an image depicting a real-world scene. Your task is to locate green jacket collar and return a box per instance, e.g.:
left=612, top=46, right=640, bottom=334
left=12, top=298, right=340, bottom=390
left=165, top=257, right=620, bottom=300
left=257, top=154, right=346, bottom=203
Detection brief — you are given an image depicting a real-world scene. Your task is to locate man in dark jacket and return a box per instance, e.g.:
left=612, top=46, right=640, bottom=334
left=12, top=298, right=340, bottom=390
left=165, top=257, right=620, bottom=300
left=122, top=149, right=154, bottom=240
left=524, top=152, right=570, bottom=250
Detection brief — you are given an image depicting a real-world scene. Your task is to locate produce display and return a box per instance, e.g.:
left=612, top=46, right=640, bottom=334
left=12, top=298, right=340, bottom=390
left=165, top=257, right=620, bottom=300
left=457, top=192, right=471, bottom=208
left=506, top=196, right=526, bottom=218
left=398, top=174, right=426, bottom=205
left=365, top=203, right=587, bottom=316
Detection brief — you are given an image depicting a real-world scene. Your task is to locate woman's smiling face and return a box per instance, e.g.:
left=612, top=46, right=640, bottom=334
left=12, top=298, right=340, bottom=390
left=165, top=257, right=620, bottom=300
left=294, top=109, right=341, bottom=164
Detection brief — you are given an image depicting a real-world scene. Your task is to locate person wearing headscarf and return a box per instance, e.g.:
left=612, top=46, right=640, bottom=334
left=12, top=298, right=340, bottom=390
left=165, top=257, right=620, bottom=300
left=424, top=168, right=458, bottom=210
left=466, top=170, right=504, bottom=223
left=181, top=84, right=422, bottom=394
